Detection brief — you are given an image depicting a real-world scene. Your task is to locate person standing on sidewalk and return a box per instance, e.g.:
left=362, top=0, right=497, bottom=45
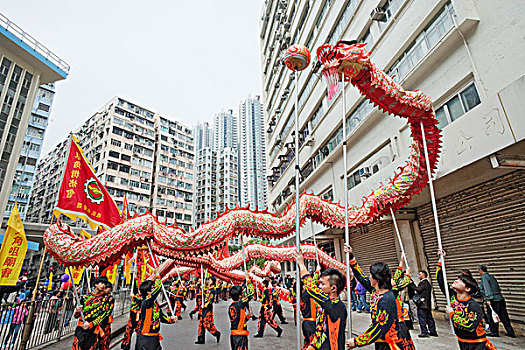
left=478, top=265, right=515, bottom=338
left=355, top=281, right=369, bottom=313
left=412, top=270, right=438, bottom=338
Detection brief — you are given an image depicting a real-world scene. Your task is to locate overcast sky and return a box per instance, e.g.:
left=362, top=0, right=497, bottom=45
left=3, top=1, right=263, bottom=154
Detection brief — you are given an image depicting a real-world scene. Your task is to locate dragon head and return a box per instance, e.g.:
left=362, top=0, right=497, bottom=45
left=316, top=40, right=371, bottom=99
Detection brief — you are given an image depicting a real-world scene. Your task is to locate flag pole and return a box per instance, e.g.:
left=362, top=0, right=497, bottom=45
left=67, top=266, right=86, bottom=323
left=420, top=121, right=454, bottom=332
left=310, top=220, right=319, bottom=266
left=129, top=248, right=138, bottom=299
left=293, top=69, right=302, bottom=350
left=19, top=212, right=58, bottom=350
left=146, top=241, right=175, bottom=318
left=341, top=72, right=353, bottom=336
left=241, top=236, right=248, bottom=273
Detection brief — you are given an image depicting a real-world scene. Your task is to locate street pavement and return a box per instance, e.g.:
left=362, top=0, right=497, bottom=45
left=118, top=299, right=525, bottom=350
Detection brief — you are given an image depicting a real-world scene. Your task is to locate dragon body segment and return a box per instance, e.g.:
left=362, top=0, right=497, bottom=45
left=44, top=42, right=440, bottom=268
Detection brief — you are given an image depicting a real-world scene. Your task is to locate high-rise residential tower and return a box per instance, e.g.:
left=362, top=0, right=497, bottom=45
left=3, top=84, right=55, bottom=223
left=238, top=95, right=267, bottom=210
left=0, top=13, right=68, bottom=220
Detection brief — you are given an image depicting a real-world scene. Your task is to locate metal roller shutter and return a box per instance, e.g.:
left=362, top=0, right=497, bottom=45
left=417, top=171, right=525, bottom=323
left=349, top=221, right=400, bottom=273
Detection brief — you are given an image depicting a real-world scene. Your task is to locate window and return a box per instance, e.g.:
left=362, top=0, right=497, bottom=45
left=124, top=143, right=133, bottom=151
left=322, top=188, right=334, bottom=201
left=130, top=180, right=139, bottom=188
left=435, top=82, right=481, bottom=128
left=109, top=151, right=119, bottom=158
left=111, top=139, right=121, bottom=147
left=106, top=175, right=115, bottom=183
left=107, top=161, right=119, bottom=170
left=120, top=178, right=129, bottom=186
left=140, top=183, right=150, bottom=190
left=112, top=126, right=123, bottom=136
left=388, top=3, right=455, bottom=82
left=37, top=103, right=50, bottom=112
left=119, top=165, right=130, bottom=173
left=121, top=154, right=131, bottom=162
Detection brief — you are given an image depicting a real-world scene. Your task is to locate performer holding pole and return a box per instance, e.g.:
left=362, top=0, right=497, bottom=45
left=283, top=43, right=311, bottom=350
left=136, top=265, right=177, bottom=350
left=420, top=121, right=454, bottom=332
left=146, top=241, right=176, bottom=318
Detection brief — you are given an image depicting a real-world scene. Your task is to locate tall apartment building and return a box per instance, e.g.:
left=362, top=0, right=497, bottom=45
left=3, top=83, right=55, bottom=223
left=28, top=97, right=195, bottom=232
left=194, top=121, right=214, bottom=152
left=214, top=109, right=238, bottom=151
left=193, top=109, right=241, bottom=229
left=152, top=116, right=194, bottom=230
left=238, top=95, right=268, bottom=210
left=0, top=13, right=68, bottom=220
left=261, top=0, right=525, bottom=323
left=193, top=146, right=217, bottom=227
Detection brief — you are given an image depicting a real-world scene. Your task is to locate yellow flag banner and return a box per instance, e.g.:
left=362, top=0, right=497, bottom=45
left=80, top=229, right=92, bottom=239
left=48, top=271, right=53, bottom=291
left=0, top=204, right=28, bottom=285
left=125, top=252, right=133, bottom=284
left=68, top=266, right=85, bottom=285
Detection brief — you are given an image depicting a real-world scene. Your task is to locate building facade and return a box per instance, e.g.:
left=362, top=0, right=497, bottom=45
left=28, top=97, right=195, bottom=232
left=194, top=121, right=214, bottom=152
left=260, top=0, right=525, bottom=325
left=193, top=110, right=241, bottom=229
left=0, top=13, right=68, bottom=221
left=238, top=95, right=268, bottom=210
left=193, top=146, right=217, bottom=227
left=3, top=83, right=55, bottom=223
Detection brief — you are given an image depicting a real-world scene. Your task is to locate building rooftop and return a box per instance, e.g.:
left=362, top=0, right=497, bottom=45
left=0, top=12, right=69, bottom=83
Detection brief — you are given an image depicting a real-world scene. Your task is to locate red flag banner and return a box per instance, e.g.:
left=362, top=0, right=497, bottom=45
left=53, top=137, right=121, bottom=229
left=122, top=193, right=131, bottom=221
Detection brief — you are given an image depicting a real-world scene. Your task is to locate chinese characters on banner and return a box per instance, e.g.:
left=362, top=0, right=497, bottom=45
left=0, top=204, right=27, bottom=285
left=68, top=266, right=85, bottom=285
left=102, top=263, right=118, bottom=284
left=53, top=137, right=121, bottom=229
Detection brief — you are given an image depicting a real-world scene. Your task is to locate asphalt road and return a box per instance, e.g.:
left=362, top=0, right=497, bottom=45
left=122, top=299, right=525, bottom=350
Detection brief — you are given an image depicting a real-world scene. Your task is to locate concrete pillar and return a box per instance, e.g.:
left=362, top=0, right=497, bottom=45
left=396, top=220, right=420, bottom=280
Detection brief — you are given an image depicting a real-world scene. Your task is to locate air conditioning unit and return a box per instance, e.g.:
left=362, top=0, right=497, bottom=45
left=360, top=166, right=372, bottom=178
left=305, top=135, right=315, bottom=146
left=370, top=7, right=387, bottom=21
